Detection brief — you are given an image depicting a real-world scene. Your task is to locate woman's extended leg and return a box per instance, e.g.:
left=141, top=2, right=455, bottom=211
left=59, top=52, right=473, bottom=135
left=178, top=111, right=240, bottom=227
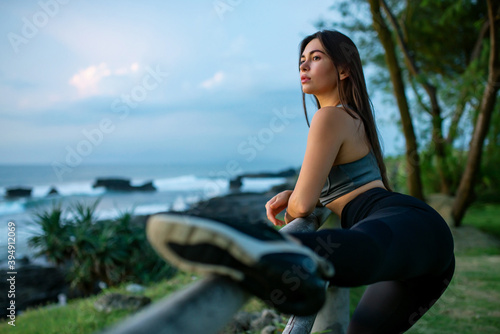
left=291, top=202, right=455, bottom=333
left=146, top=189, right=455, bottom=328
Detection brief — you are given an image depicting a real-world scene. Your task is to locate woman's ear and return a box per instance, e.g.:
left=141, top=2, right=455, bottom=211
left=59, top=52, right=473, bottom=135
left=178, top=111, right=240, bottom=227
left=339, top=68, right=350, bottom=80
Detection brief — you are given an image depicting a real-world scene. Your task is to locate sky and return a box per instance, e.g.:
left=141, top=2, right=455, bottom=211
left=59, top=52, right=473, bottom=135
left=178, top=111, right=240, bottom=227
left=0, top=0, right=402, bottom=171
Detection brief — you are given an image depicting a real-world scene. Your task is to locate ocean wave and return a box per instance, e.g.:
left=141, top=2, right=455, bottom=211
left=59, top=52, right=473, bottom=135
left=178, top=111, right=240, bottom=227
left=153, top=175, right=228, bottom=193
left=1, top=183, right=106, bottom=199
left=0, top=201, right=26, bottom=215
left=0, top=174, right=287, bottom=218
left=52, top=182, right=106, bottom=197
left=241, top=177, right=287, bottom=192
left=2, top=174, right=285, bottom=199
left=134, top=203, right=171, bottom=215
left=69, top=202, right=173, bottom=221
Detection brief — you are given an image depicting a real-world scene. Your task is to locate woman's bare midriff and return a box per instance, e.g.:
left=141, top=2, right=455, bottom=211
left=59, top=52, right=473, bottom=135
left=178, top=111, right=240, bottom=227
left=324, top=180, right=386, bottom=218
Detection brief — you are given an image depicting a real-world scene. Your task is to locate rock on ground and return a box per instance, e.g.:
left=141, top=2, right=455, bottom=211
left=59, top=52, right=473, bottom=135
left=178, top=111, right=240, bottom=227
left=93, top=293, right=151, bottom=313
left=221, top=309, right=282, bottom=334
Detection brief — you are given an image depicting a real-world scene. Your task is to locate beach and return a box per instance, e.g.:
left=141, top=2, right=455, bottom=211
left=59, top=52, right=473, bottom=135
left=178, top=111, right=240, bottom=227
left=0, top=163, right=297, bottom=317
left=0, top=163, right=296, bottom=264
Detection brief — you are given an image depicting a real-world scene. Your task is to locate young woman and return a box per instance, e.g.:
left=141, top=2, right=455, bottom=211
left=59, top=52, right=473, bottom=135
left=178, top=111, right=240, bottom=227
left=147, top=30, right=455, bottom=333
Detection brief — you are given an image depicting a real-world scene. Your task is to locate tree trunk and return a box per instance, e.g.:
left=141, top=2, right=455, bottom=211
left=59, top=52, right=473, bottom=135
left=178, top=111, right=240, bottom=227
left=430, top=105, right=452, bottom=195
left=368, top=0, right=425, bottom=200
left=452, top=0, right=500, bottom=226
left=380, top=0, right=452, bottom=195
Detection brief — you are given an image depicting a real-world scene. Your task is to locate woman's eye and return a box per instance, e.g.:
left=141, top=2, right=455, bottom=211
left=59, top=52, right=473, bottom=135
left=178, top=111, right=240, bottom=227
left=313, top=56, right=320, bottom=61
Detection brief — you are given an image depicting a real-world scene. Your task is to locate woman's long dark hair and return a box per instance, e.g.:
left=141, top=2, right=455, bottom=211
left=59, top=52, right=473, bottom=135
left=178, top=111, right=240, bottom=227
left=299, top=30, right=392, bottom=191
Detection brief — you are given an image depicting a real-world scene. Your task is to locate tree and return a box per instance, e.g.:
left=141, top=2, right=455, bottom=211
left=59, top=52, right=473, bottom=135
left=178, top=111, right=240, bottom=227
left=367, top=0, right=424, bottom=200
left=452, top=0, right=500, bottom=225
left=323, top=0, right=499, bottom=225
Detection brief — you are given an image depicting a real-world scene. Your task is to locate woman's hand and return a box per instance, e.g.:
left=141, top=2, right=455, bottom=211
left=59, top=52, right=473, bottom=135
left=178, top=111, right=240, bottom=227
left=265, top=190, right=293, bottom=226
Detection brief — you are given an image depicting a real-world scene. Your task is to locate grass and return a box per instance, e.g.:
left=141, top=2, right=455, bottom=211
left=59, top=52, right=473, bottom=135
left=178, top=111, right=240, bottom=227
left=1, top=203, right=499, bottom=334
left=462, top=203, right=500, bottom=239
left=0, top=272, right=196, bottom=334
left=405, top=255, right=500, bottom=334
left=402, top=202, right=500, bottom=334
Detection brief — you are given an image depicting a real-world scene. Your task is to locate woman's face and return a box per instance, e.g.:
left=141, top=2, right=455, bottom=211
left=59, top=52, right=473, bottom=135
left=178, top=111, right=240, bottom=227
left=299, top=38, right=345, bottom=97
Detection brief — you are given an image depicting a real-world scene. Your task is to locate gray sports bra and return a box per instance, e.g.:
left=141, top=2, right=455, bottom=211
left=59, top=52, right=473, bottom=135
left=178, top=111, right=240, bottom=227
left=319, top=150, right=382, bottom=206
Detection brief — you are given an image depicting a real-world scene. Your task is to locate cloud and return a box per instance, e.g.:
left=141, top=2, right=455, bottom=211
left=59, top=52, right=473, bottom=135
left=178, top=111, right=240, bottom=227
left=114, top=62, right=140, bottom=75
left=200, top=71, right=225, bottom=89
left=69, top=62, right=140, bottom=97
left=69, top=62, right=111, bottom=97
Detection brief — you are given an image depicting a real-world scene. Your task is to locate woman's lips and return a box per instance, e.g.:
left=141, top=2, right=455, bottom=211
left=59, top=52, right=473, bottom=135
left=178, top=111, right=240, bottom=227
left=301, top=76, right=311, bottom=83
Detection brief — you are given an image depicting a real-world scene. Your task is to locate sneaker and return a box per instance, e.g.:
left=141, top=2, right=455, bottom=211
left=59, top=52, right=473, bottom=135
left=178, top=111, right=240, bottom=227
left=146, top=213, right=334, bottom=316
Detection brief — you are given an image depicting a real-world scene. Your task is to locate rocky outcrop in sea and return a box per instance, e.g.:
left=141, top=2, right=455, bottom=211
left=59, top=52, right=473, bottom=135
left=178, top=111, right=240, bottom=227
left=92, top=178, right=156, bottom=192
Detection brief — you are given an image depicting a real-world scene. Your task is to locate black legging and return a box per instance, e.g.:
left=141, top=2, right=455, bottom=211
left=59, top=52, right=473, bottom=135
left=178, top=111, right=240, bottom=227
left=292, top=188, right=455, bottom=334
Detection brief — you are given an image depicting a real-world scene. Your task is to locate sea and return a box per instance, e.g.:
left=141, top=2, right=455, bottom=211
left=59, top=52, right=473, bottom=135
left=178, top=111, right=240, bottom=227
left=0, top=163, right=291, bottom=265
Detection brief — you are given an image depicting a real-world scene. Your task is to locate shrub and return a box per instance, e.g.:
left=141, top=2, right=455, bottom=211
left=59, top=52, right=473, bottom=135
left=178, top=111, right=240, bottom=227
left=29, top=202, right=73, bottom=266
left=29, top=201, right=175, bottom=295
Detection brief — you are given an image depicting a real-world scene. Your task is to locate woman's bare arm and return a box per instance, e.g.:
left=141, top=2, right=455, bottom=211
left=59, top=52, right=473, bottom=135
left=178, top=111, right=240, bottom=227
left=285, top=106, right=350, bottom=222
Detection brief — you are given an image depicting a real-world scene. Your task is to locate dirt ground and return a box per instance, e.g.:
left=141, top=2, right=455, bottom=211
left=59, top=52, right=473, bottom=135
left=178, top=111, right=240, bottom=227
left=451, top=225, right=500, bottom=254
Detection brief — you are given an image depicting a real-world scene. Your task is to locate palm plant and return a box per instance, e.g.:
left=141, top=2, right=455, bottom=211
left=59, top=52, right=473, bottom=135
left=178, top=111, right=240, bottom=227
left=28, top=202, right=73, bottom=265
left=30, top=200, right=175, bottom=295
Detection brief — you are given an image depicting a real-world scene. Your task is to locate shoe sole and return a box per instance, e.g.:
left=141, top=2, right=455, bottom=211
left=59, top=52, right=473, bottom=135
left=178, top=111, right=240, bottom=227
left=146, top=213, right=320, bottom=281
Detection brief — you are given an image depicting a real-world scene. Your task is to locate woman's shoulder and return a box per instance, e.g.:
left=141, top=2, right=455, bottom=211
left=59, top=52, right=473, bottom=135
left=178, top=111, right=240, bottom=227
left=311, top=106, right=364, bottom=142
left=308, top=106, right=355, bottom=142
left=312, top=105, right=356, bottom=125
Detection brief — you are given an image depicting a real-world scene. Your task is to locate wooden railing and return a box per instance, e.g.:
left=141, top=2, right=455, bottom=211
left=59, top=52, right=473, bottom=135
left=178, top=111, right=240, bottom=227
left=100, top=208, right=349, bottom=334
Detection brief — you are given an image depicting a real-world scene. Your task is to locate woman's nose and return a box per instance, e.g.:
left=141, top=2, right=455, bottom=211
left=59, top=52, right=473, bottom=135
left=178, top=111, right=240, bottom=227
left=300, top=61, right=308, bottom=72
